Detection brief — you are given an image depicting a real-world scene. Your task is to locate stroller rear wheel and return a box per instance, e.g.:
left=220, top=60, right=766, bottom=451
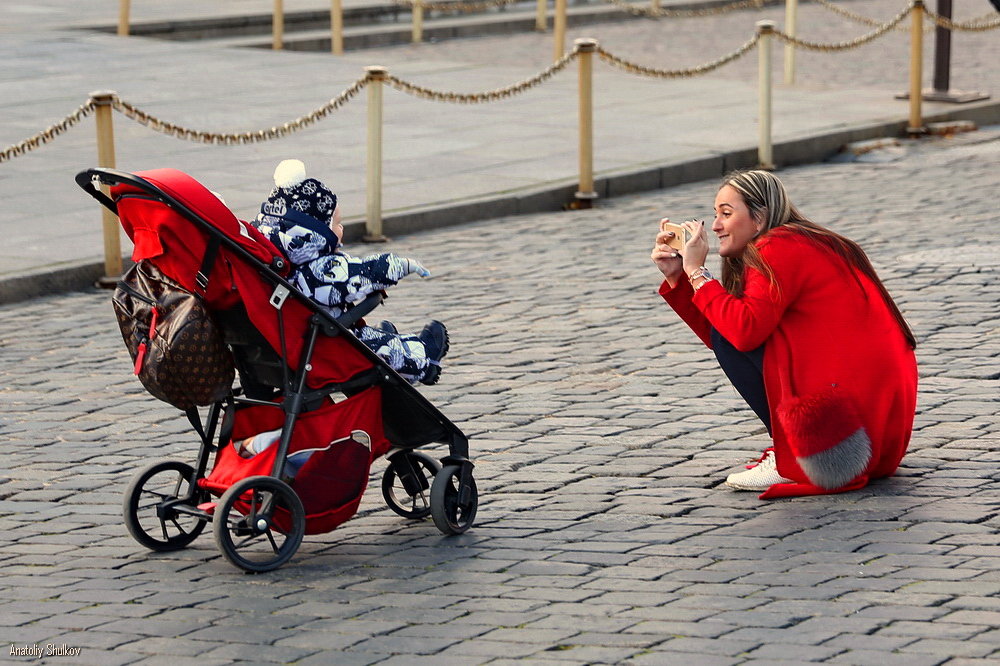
left=430, top=465, right=478, bottom=535
left=123, top=460, right=208, bottom=552
left=213, top=475, right=305, bottom=573
left=382, top=451, right=440, bottom=519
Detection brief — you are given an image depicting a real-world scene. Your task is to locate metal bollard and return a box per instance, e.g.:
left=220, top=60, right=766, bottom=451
left=92, top=91, right=123, bottom=285
left=118, top=0, right=131, bottom=37
left=536, top=0, right=547, bottom=31
left=908, top=0, right=925, bottom=134
left=332, top=0, right=344, bottom=54
left=273, top=0, right=284, bottom=50
left=575, top=39, right=598, bottom=209
left=757, top=21, right=775, bottom=170
left=783, top=0, right=797, bottom=85
left=553, top=0, right=567, bottom=61
left=923, top=0, right=989, bottom=102
left=365, top=67, right=389, bottom=242
left=413, top=1, right=424, bottom=43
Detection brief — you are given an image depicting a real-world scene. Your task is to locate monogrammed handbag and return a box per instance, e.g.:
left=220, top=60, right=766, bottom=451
left=112, top=260, right=234, bottom=409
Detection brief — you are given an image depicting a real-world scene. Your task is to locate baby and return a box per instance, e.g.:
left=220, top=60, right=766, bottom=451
left=252, top=159, right=448, bottom=385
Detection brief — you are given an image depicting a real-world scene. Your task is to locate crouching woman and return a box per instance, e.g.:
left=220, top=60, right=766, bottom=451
left=652, top=170, right=917, bottom=499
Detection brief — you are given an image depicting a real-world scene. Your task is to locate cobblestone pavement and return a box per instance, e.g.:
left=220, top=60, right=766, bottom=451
left=1, top=129, right=999, bottom=665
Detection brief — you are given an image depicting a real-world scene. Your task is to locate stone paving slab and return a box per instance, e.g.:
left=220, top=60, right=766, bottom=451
left=1, top=127, right=998, bottom=663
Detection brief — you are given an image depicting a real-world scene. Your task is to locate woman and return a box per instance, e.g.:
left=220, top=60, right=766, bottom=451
left=652, top=170, right=917, bottom=498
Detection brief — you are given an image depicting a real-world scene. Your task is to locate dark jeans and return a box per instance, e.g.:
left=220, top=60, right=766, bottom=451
left=711, top=328, right=771, bottom=435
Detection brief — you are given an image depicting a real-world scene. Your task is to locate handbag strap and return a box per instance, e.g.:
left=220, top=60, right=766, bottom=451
left=195, top=234, right=222, bottom=293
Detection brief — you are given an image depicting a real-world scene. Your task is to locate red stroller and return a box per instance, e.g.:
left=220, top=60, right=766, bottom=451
left=76, top=167, right=478, bottom=573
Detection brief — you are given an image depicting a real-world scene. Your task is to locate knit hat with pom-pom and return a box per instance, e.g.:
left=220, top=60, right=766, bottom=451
left=258, top=159, right=338, bottom=227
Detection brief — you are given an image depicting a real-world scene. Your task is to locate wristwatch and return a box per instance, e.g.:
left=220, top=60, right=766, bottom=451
left=689, top=266, right=715, bottom=291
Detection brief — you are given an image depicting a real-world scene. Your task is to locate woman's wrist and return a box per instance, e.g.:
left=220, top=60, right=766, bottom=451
left=687, top=266, right=716, bottom=292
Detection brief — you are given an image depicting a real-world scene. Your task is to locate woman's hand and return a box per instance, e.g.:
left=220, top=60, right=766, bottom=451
left=651, top=217, right=684, bottom=286
left=681, top=219, right=710, bottom=276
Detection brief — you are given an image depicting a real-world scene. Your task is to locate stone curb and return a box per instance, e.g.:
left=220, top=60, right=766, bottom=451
left=2, top=98, right=996, bottom=306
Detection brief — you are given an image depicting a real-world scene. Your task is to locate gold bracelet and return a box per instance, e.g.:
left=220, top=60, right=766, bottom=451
left=692, top=276, right=715, bottom=292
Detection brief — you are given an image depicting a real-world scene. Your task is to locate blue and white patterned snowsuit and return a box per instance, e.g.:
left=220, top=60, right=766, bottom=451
left=253, top=213, right=430, bottom=383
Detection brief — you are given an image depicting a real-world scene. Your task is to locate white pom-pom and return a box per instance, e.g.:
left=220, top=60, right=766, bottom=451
left=273, top=159, right=306, bottom=189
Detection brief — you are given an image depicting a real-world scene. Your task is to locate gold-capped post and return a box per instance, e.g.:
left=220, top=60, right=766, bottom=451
left=332, top=0, right=344, bottom=54
left=783, top=0, right=798, bottom=85
left=118, top=0, right=131, bottom=37
left=553, top=0, right=567, bottom=61
left=536, top=0, right=547, bottom=31
left=908, top=0, right=927, bottom=134
left=365, top=67, right=389, bottom=242
left=574, top=39, right=598, bottom=209
left=273, top=0, right=285, bottom=50
left=91, top=91, right=123, bottom=286
left=413, top=1, right=424, bottom=43
left=756, top=20, right=775, bottom=170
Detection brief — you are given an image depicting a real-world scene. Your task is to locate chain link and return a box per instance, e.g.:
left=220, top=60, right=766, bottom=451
left=596, top=33, right=759, bottom=77
left=385, top=50, right=578, bottom=102
left=112, top=77, right=369, bottom=145
left=391, top=0, right=522, bottom=12
left=0, top=100, right=97, bottom=164
left=771, top=2, right=912, bottom=51
left=601, top=0, right=769, bottom=18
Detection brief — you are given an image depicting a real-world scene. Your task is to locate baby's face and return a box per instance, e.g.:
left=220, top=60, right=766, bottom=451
left=329, top=205, right=343, bottom=244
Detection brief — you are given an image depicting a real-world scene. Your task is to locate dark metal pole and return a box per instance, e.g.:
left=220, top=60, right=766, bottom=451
left=920, top=0, right=990, bottom=102
left=932, top=0, right=952, bottom=93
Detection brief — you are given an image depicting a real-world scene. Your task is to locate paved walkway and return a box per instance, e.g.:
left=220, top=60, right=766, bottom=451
left=0, top=0, right=997, bottom=300
left=1, top=124, right=998, bottom=664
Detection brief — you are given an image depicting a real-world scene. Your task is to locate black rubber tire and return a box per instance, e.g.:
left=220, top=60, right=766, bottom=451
left=381, top=451, right=441, bottom=519
left=123, top=460, right=208, bottom=552
left=430, top=464, right=478, bottom=535
left=213, top=475, right=305, bottom=573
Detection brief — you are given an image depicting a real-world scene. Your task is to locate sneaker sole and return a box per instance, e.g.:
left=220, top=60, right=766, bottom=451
left=724, top=480, right=770, bottom=491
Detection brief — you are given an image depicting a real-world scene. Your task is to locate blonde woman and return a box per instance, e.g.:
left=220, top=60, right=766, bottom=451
left=652, top=170, right=917, bottom=498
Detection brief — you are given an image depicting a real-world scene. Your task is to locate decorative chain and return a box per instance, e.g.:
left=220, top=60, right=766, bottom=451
left=384, top=50, right=578, bottom=102
left=813, top=0, right=922, bottom=31
left=602, top=0, right=770, bottom=18
left=112, top=77, right=369, bottom=144
left=0, top=100, right=96, bottom=164
left=815, top=0, right=999, bottom=33
left=771, top=2, right=912, bottom=51
left=596, top=33, right=759, bottom=77
left=390, top=0, right=522, bottom=12
left=923, top=7, right=1000, bottom=31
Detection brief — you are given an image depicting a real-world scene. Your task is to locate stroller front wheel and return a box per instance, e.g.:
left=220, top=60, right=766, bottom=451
left=430, top=465, right=478, bottom=535
left=123, top=460, right=208, bottom=552
left=382, top=451, right=441, bottom=520
left=213, top=475, right=305, bottom=573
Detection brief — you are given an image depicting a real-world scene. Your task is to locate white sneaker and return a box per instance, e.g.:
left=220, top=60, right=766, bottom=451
left=725, top=449, right=793, bottom=491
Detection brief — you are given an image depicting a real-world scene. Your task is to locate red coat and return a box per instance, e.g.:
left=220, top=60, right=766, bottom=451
left=660, top=228, right=917, bottom=498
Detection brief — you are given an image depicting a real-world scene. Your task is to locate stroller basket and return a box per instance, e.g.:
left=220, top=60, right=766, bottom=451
left=77, top=167, right=478, bottom=573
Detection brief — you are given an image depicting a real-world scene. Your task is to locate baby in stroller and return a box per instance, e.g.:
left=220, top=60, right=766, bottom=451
left=253, top=159, right=448, bottom=386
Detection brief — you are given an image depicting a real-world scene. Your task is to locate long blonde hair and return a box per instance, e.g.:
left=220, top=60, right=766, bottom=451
left=720, top=170, right=916, bottom=349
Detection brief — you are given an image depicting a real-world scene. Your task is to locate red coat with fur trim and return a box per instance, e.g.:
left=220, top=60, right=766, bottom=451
left=659, top=228, right=917, bottom=498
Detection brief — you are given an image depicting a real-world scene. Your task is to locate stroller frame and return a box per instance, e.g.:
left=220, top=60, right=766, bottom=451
left=77, top=167, right=477, bottom=572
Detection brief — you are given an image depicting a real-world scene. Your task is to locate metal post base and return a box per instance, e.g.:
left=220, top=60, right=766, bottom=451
left=896, top=88, right=991, bottom=103
left=567, top=191, right=597, bottom=210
